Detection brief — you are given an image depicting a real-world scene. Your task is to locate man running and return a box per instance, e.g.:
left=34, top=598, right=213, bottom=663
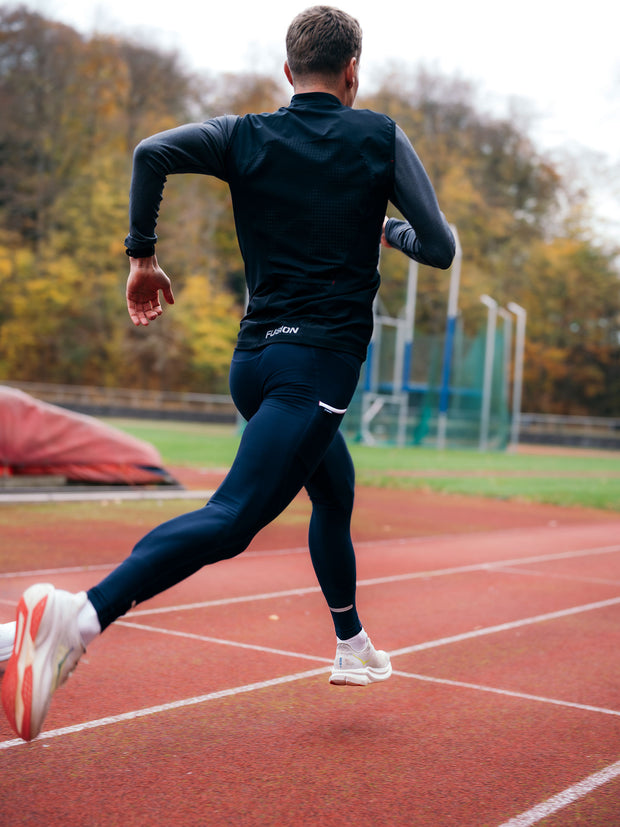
left=2, top=5, right=454, bottom=741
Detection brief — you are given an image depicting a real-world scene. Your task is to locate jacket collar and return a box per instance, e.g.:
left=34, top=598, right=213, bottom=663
left=289, top=92, right=343, bottom=108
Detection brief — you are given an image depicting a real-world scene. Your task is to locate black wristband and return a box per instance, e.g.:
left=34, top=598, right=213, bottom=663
left=125, top=247, right=155, bottom=258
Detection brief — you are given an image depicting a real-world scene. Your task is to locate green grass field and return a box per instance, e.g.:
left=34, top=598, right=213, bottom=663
left=104, top=419, right=620, bottom=512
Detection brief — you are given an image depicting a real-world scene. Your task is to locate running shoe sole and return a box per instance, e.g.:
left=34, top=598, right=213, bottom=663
left=329, top=661, right=392, bottom=686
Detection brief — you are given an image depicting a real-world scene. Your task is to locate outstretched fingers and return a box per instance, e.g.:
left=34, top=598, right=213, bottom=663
left=127, top=295, right=163, bottom=326
left=126, top=255, right=174, bottom=326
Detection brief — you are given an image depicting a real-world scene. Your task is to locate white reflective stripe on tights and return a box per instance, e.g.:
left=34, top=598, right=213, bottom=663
left=319, top=401, right=347, bottom=415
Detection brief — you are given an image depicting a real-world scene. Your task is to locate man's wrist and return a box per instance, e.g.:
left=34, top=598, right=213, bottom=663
left=125, top=246, right=155, bottom=258
left=383, top=218, right=398, bottom=247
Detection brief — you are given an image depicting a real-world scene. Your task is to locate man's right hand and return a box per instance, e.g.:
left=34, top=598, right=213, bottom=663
left=380, top=216, right=392, bottom=248
left=126, top=255, right=175, bottom=326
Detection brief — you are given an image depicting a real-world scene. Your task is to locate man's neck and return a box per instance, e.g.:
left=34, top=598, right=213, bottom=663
left=293, top=83, right=342, bottom=99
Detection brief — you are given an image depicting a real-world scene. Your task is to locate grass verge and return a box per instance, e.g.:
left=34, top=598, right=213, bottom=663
left=104, top=419, right=620, bottom=512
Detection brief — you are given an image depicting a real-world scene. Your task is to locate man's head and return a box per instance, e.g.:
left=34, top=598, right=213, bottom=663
left=285, top=6, right=362, bottom=84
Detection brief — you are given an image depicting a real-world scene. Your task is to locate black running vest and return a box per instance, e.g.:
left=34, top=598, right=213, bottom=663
left=224, top=93, right=395, bottom=360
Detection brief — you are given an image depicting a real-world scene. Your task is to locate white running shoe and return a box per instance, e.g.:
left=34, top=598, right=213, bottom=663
left=329, top=637, right=392, bottom=686
left=1, top=584, right=87, bottom=741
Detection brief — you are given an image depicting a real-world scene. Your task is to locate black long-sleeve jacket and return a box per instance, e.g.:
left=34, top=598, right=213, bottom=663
left=125, top=92, right=455, bottom=359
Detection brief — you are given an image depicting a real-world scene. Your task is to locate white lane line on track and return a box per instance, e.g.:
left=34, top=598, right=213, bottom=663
left=115, top=623, right=620, bottom=718
left=116, top=544, right=620, bottom=618
left=2, top=543, right=619, bottom=586
left=0, top=489, right=215, bottom=504
left=3, top=544, right=620, bottom=816
left=388, top=596, right=620, bottom=657
left=119, top=597, right=620, bottom=664
left=3, top=546, right=619, bottom=622
left=496, top=760, right=620, bottom=827
left=2, top=598, right=619, bottom=752
left=128, top=586, right=322, bottom=614
left=0, top=564, right=115, bottom=580
left=393, top=670, right=620, bottom=717
left=115, top=620, right=333, bottom=664
left=490, top=565, right=620, bottom=587
left=0, top=666, right=330, bottom=751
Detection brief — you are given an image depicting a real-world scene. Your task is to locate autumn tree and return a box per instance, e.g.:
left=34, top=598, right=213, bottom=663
left=0, top=11, right=617, bottom=413
left=361, top=68, right=562, bottom=322
left=0, top=9, right=91, bottom=244
left=360, top=67, right=619, bottom=415
left=0, top=7, right=244, bottom=390
left=519, top=236, right=620, bottom=414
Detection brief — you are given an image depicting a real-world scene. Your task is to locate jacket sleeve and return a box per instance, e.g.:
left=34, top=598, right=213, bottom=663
left=385, top=125, right=455, bottom=270
left=124, top=115, right=239, bottom=256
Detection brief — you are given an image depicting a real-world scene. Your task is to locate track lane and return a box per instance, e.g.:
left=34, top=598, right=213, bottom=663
left=1, top=500, right=620, bottom=825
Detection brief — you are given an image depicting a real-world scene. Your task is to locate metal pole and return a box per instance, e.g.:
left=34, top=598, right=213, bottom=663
left=401, top=259, right=418, bottom=391
left=479, top=294, right=498, bottom=451
left=366, top=249, right=385, bottom=395
left=394, top=259, right=419, bottom=445
left=507, top=302, right=527, bottom=449
left=497, top=308, right=513, bottom=413
left=436, top=225, right=462, bottom=449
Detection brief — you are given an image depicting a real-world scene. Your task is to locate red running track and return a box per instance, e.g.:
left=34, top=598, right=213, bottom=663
left=1, top=488, right=619, bottom=826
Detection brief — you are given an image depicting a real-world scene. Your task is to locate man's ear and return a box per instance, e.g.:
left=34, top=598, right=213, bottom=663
left=344, top=56, right=357, bottom=88
left=284, top=61, right=294, bottom=87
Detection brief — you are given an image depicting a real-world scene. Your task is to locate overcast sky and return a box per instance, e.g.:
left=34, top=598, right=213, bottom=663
left=8, top=0, right=620, bottom=230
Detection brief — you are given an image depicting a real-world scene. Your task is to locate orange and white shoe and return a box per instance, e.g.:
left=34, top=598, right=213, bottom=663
left=329, top=637, right=392, bottom=686
left=1, top=584, right=87, bottom=741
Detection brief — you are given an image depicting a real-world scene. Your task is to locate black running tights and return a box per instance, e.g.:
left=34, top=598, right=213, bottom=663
left=87, top=344, right=363, bottom=639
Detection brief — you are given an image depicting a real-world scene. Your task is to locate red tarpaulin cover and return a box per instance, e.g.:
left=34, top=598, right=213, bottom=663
left=0, top=386, right=174, bottom=485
